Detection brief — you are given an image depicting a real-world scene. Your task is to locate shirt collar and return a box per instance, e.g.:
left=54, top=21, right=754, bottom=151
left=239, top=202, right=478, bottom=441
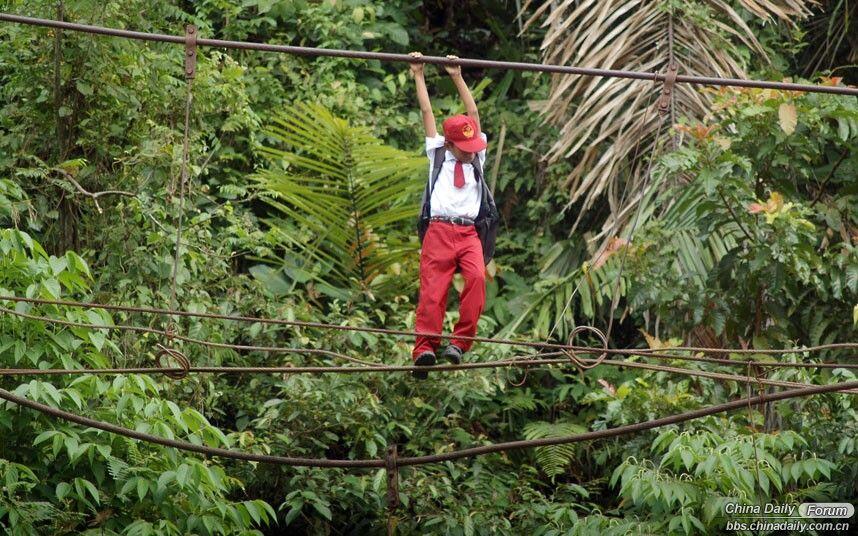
left=444, top=150, right=469, bottom=164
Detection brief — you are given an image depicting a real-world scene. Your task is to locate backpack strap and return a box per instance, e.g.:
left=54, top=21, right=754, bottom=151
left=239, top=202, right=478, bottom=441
left=429, top=144, right=446, bottom=193
left=472, top=156, right=484, bottom=183
left=419, top=145, right=447, bottom=223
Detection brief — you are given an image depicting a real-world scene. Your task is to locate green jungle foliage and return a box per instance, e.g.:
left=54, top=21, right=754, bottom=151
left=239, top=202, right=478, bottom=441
left=0, top=0, right=856, bottom=535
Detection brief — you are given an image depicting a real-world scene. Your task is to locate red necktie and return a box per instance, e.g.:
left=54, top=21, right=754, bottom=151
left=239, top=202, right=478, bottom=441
left=454, top=161, right=465, bottom=188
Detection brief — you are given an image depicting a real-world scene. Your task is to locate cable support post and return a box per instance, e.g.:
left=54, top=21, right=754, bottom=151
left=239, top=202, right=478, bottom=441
left=752, top=362, right=769, bottom=425
left=184, top=24, right=197, bottom=79
left=168, top=22, right=197, bottom=325
left=385, top=444, right=400, bottom=535
left=658, top=62, right=679, bottom=116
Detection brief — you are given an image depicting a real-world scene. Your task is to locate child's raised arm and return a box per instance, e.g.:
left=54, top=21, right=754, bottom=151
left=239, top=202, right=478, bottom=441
left=409, top=52, right=437, bottom=138
left=445, top=55, right=480, bottom=134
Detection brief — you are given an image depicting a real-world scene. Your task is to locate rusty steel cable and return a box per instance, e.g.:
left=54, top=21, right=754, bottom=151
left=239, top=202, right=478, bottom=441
left=594, top=359, right=858, bottom=393
left=167, top=25, right=196, bottom=318
left=0, top=305, right=380, bottom=367
left=544, top=73, right=662, bottom=346
left=154, top=343, right=191, bottom=379
left=397, top=380, right=858, bottom=466
left=561, top=325, right=610, bottom=371
left=396, top=379, right=858, bottom=467
left=604, top=116, right=667, bottom=343
left=2, top=294, right=582, bottom=350
left=0, top=295, right=858, bottom=364
left=1, top=302, right=856, bottom=371
left=631, top=344, right=858, bottom=355
left=1, top=12, right=856, bottom=96
left=2, top=355, right=856, bottom=395
left=601, top=34, right=676, bottom=344
left=1, top=380, right=855, bottom=469
left=2, top=305, right=856, bottom=372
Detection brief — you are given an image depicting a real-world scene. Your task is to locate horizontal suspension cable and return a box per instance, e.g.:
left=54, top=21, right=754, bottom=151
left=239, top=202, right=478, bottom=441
left=3, top=296, right=857, bottom=364
left=6, top=307, right=858, bottom=372
left=1, top=12, right=856, bottom=96
left=396, top=379, right=858, bottom=466
left=0, top=305, right=373, bottom=367
left=2, top=380, right=855, bottom=469
left=2, top=357, right=856, bottom=394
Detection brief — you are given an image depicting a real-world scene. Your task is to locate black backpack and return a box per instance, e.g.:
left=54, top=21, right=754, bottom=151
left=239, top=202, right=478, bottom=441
left=416, top=146, right=499, bottom=264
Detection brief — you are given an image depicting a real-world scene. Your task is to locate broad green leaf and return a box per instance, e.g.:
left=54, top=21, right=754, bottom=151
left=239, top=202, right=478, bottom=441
left=56, top=482, right=72, bottom=501
left=312, top=501, right=332, bottom=520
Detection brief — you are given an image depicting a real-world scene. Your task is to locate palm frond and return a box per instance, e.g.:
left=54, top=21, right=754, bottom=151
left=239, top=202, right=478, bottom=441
left=523, top=0, right=814, bottom=235
left=798, top=0, right=858, bottom=75
left=254, top=103, right=425, bottom=297
left=501, top=158, right=744, bottom=341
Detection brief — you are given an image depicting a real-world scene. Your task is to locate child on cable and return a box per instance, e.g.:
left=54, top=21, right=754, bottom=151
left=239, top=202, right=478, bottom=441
left=408, top=52, right=499, bottom=380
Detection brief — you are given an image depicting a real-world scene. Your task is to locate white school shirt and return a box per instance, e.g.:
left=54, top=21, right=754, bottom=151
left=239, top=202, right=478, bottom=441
left=425, top=132, right=488, bottom=220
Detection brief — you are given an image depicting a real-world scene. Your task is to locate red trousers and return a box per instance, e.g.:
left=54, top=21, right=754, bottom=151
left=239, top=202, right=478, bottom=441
left=412, top=221, right=486, bottom=360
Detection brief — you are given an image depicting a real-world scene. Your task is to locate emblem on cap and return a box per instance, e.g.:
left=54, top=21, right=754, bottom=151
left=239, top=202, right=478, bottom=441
left=462, top=124, right=474, bottom=139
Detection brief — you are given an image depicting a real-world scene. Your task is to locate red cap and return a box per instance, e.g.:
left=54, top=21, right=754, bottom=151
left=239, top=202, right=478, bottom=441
left=442, top=115, right=487, bottom=153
